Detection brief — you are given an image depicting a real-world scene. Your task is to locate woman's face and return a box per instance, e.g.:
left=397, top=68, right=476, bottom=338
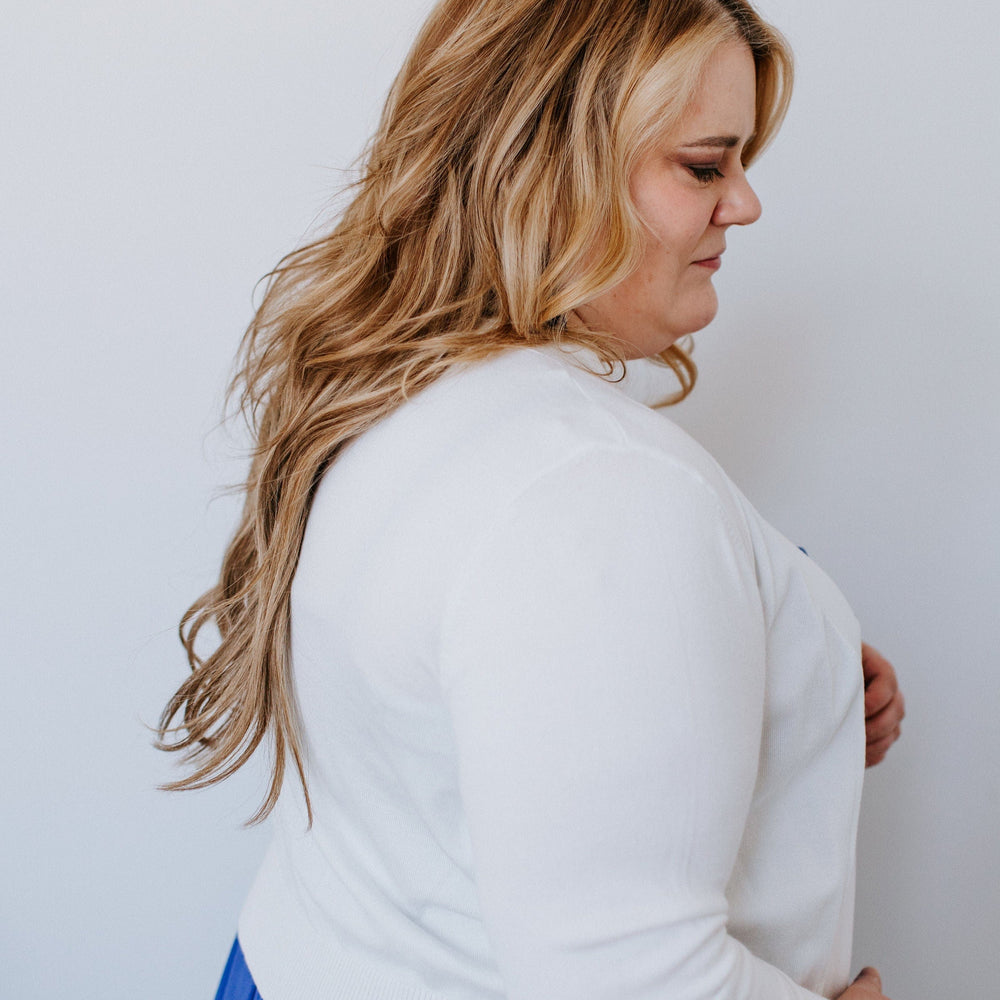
left=575, top=42, right=761, bottom=359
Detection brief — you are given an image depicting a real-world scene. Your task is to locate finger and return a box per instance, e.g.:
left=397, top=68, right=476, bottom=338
left=861, top=645, right=898, bottom=697
left=866, top=694, right=905, bottom=740
left=867, top=725, right=901, bottom=755
left=869, top=689, right=905, bottom=726
left=861, top=644, right=890, bottom=682
left=866, top=725, right=902, bottom=758
left=866, top=726, right=901, bottom=767
left=853, top=966, right=882, bottom=992
left=866, top=709, right=894, bottom=741
left=864, top=671, right=897, bottom=718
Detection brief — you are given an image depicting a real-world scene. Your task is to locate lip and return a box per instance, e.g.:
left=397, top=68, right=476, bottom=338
left=692, top=255, right=722, bottom=270
left=692, top=247, right=725, bottom=270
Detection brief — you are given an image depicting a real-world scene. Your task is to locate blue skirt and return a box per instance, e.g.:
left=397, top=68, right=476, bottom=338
left=214, top=939, right=262, bottom=1000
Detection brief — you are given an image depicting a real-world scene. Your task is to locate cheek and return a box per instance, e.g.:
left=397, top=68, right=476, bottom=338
left=635, top=236, right=687, bottom=292
left=630, top=173, right=680, bottom=238
left=645, top=210, right=707, bottom=268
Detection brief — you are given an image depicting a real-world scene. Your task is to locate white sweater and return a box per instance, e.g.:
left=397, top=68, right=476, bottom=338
left=238, top=345, right=865, bottom=1000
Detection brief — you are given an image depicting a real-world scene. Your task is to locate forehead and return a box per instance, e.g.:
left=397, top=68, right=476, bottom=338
left=676, top=42, right=757, bottom=136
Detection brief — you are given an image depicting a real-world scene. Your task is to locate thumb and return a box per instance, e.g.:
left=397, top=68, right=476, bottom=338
left=853, top=966, right=883, bottom=993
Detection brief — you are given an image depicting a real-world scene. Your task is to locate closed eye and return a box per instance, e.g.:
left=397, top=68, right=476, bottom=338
left=688, top=164, right=725, bottom=183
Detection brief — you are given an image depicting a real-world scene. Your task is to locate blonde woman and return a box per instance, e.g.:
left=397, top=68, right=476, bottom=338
left=160, top=1, right=905, bottom=998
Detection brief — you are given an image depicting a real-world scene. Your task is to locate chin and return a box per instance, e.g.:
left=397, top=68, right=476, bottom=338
left=676, top=294, right=719, bottom=337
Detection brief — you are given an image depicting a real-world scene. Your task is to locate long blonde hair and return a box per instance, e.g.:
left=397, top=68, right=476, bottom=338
left=157, top=0, right=793, bottom=823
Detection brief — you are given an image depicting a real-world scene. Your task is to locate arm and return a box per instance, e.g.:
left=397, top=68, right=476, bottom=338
left=440, top=447, right=828, bottom=1000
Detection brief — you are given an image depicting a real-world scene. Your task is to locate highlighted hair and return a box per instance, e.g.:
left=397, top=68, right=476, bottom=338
left=157, top=0, right=792, bottom=822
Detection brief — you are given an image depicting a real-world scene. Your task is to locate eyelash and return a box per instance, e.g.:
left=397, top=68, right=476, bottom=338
left=688, top=165, right=725, bottom=183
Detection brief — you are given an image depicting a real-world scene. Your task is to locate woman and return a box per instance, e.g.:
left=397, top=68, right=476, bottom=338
left=159, top=1, right=905, bottom=998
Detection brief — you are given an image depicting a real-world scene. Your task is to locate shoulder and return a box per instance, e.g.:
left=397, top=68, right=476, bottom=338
left=425, top=350, right=764, bottom=588
left=436, top=411, right=769, bottom=698
left=390, top=347, right=744, bottom=500
left=312, top=346, right=756, bottom=554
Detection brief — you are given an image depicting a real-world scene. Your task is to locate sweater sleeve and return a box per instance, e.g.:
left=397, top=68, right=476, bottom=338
left=438, top=446, right=826, bottom=1000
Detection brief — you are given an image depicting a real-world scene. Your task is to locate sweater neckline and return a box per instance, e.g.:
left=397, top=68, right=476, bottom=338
left=534, top=343, right=684, bottom=408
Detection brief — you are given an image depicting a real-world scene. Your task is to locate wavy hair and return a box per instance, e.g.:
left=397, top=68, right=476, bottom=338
left=157, top=0, right=793, bottom=823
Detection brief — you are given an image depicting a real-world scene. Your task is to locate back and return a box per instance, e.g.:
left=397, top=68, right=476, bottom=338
left=237, top=346, right=863, bottom=1000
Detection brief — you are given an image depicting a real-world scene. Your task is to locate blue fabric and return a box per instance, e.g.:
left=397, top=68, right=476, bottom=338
left=214, top=938, right=262, bottom=1000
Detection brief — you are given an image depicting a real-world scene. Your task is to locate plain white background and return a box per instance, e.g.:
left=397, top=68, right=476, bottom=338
left=2, top=1, right=997, bottom=997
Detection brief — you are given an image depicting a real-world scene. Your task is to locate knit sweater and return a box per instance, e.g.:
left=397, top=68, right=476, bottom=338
left=238, top=345, right=865, bottom=1000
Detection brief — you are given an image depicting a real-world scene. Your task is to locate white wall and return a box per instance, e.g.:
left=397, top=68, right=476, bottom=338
left=3, top=2, right=996, bottom=997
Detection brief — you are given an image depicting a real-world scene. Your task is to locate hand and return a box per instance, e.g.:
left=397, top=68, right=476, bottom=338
left=861, top=643, right=905, bottom=767
left=837, top=967, right=892, bottom=999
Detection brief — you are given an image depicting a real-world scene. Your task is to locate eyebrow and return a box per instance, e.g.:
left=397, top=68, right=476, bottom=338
left=679, top=135, right=744, bottom=149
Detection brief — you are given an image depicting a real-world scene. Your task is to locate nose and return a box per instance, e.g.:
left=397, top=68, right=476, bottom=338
left=712, top=169, right=762, bottom=227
